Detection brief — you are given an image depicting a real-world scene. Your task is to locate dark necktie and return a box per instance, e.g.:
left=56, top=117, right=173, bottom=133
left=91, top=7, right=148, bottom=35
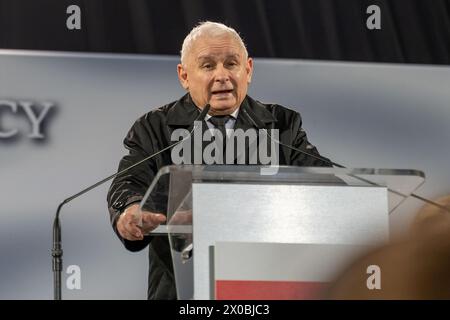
left=208, top=115, right=232, bottom=159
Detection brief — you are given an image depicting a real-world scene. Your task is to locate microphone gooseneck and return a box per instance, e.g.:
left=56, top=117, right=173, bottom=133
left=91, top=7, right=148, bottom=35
left=51, top=104, right=210, bottom=300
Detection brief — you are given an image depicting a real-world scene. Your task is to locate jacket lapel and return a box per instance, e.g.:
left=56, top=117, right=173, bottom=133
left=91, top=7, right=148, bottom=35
left=234, top=95, right=277, bottom=131
left=166, top=93, right=201, bottom=127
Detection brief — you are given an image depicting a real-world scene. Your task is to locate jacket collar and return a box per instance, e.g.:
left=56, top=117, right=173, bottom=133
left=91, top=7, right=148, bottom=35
left=166, top=94, right=200, bottom=126
left=166, top=93, right=277, bottom=127
left=240, top=95, right=277, bottom=125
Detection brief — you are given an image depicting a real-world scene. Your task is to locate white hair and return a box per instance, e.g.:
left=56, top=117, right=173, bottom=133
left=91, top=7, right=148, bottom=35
left=180, top=21, right=248, bottom=65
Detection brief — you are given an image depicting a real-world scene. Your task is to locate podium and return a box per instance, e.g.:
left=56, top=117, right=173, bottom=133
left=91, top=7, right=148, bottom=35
left=139, top=165, right=424, bottom=299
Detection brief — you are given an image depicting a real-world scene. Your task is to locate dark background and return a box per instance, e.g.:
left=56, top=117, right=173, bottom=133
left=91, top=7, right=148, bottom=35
left=0, top=0, right=449, bottom=64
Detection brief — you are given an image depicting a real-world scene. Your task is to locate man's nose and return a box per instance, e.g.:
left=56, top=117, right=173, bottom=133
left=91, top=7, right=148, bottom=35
left=213, top=64, right=230, bottom=83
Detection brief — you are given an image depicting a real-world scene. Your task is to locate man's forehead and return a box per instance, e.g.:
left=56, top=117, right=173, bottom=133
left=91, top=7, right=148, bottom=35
left=190, top=35, right=244, bottom=59
left=197, top=52, right=241, bottom=61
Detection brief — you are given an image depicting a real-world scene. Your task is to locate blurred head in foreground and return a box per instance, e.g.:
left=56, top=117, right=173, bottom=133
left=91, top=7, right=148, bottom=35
left=325, top=195, right=450, bottom=299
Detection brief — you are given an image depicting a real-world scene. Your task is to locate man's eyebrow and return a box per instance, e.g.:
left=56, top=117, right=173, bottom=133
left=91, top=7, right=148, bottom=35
left=197, top=55, right=214, bottom=62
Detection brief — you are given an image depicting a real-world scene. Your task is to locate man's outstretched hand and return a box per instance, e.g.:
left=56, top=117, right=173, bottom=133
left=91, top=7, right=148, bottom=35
left=116, top=204, right=166, bottom=241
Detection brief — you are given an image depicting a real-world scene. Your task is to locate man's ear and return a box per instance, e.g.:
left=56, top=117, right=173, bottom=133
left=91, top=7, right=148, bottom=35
left=177, top=64, right=189, bottom=90
left=246, top=58, right=254, bottom=84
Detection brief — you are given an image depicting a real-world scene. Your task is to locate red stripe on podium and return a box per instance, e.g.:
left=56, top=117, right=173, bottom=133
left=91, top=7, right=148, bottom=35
left=216, top=280, right=327, bottom=300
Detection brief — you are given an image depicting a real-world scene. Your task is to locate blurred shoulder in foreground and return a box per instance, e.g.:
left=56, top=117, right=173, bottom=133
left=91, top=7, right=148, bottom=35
left=325, top=194, right=450, bottom=299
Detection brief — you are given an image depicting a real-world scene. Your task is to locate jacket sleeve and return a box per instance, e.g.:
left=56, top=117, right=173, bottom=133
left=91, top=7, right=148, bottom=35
left=290, top=112, right=332, bottom=167
left=107, top=117, right=159, bottom=252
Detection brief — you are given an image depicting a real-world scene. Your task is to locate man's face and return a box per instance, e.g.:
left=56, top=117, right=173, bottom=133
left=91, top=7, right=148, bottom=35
left=177, top=35, right=253, bottom=115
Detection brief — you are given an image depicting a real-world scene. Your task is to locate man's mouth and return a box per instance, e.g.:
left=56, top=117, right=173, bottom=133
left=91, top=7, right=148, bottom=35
left=211, top=89, right=234, bottom=96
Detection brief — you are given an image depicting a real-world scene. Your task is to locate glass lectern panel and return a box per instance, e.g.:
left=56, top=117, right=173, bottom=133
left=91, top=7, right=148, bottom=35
left=138, top=165, right=425, bottom=299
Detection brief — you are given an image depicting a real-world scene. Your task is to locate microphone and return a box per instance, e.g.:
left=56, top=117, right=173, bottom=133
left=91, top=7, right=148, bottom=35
left=51, top=104, right=210, bottom=300
left=241, top=105, right=450, bottom=214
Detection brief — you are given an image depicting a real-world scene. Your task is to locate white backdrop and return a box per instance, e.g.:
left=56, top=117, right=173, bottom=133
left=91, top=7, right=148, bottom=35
left=0, top=50, right=449, bottom=299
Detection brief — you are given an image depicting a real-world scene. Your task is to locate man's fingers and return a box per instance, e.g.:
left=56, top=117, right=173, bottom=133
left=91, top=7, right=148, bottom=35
left=126, top=232, right=143, bottom=241
left=139, top=213, right=166, bottom=234
left=124, top=222, right=144, bottom=239
left=117, top=206, right=166, bottom=240
left=120, top=228, right=140, bottom=241
left=142, top=213, right=166, bottom=225
left=117, top=215, right=144, bottom=240
left=122, top=227, right=143, bottom=241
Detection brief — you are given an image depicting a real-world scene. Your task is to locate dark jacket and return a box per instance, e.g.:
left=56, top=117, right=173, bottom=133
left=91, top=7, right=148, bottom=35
left=107, top=93, right=331, bottom=299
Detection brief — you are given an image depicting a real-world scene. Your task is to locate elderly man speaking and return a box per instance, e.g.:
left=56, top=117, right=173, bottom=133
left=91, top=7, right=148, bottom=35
left=107, top=21, right=330, bottom=299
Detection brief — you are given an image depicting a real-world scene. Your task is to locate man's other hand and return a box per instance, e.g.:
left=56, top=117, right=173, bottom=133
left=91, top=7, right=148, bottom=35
left=116, top=204, right=166, bottom=241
